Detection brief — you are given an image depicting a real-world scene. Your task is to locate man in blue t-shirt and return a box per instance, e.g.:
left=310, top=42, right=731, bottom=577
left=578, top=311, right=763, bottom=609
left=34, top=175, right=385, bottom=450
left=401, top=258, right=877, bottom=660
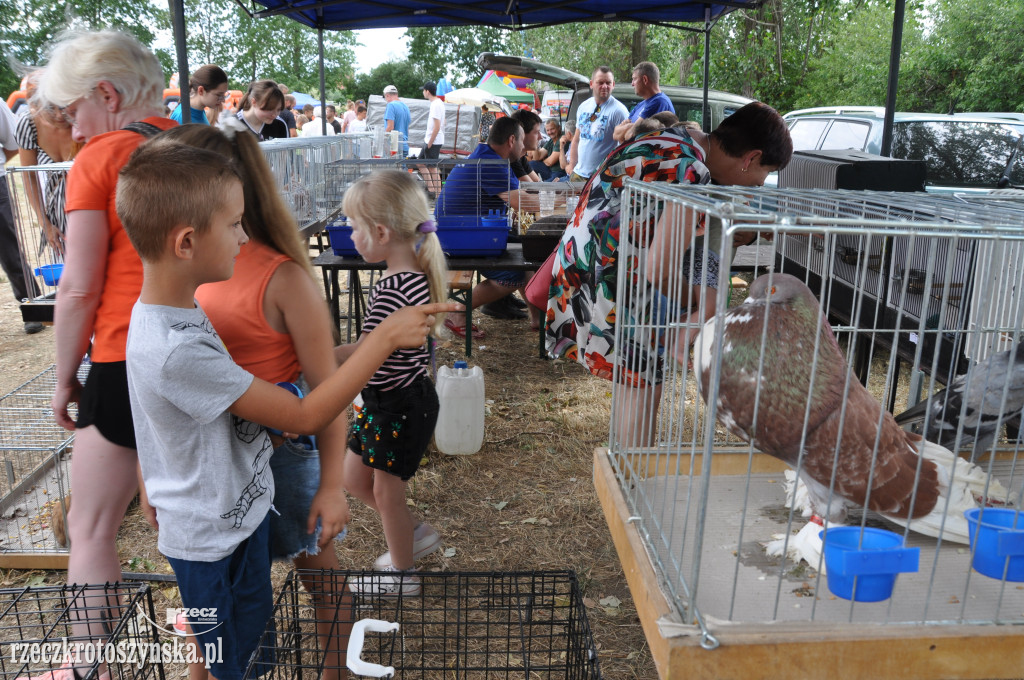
left=435, top=118, right=543, bottom=337
left=383, top=84, right=411, bottom=157
left=613, top=61, right=676, bottom=143
left=566, top=66, right=629, bottom=182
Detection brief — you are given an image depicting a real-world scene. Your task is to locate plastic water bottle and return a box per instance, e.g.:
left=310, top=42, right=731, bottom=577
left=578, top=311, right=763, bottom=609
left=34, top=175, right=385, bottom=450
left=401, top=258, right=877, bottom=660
left=434, top=361, right=485, bottom=455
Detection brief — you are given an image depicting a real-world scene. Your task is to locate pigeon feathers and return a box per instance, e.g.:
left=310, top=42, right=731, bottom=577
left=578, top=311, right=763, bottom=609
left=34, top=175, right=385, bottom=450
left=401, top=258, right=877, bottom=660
left=894, top=343, right=1024, bottom=460
left=694, top=273, right=1008, bottom=542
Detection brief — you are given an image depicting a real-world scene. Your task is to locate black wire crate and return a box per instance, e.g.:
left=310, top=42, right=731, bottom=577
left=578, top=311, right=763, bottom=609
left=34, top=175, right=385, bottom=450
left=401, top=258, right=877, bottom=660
left=246, top=570, right=601, bottom=679
left=0, top=582, right=165, bottom=680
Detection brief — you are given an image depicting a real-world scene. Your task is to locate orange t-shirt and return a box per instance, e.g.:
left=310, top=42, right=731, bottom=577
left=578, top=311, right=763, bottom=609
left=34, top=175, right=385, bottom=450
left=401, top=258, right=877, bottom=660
left=64, top=116, right=178, bottom=362
left=194, top=241, right=302, bottom=385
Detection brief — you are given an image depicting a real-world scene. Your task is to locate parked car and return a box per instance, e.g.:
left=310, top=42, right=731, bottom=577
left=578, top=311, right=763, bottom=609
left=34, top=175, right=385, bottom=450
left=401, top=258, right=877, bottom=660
left=781, top=107, right=1024, bottom=192
left=477, top=53, right=752, bottom=130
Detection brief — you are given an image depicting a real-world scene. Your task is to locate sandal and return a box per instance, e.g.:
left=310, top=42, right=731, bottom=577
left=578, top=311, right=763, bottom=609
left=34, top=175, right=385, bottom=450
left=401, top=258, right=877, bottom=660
left=444, top=317, right=485, bottom=339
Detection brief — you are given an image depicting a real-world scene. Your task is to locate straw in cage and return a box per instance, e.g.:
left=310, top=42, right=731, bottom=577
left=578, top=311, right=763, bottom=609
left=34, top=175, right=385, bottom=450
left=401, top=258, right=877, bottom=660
left=245, top=570, right=601, bottom=679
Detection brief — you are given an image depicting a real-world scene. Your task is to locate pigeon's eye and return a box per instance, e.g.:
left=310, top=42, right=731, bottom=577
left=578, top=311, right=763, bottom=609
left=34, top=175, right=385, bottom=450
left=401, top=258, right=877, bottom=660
left=770, top=286, right=776, bottom=295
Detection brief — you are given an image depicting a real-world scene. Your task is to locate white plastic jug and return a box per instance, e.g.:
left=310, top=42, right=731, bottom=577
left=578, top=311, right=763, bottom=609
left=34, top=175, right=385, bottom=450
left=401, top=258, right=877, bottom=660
left=434, top=361, right=485, bottom=455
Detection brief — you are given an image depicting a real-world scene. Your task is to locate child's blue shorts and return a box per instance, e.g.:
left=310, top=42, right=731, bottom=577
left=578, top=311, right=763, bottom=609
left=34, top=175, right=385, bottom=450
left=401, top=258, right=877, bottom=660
left=166, top=512, right=275, bottom=680
left=269, top=438, right=347, bottom=560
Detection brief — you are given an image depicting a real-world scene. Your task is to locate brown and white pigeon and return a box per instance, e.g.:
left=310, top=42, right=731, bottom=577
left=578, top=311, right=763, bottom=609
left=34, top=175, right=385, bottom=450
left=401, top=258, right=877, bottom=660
left=693, top=273, right=1009, bottom=544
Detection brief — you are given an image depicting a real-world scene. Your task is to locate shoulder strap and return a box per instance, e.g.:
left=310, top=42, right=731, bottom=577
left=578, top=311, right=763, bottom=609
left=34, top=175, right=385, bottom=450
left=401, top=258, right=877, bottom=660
left=121, top=121, right=163, bottom=138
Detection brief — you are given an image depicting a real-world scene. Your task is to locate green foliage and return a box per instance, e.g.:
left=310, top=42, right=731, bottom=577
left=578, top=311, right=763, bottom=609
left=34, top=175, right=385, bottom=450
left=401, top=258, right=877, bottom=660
left=186, top=0, right=356, bottom=99
left=348, top=60, right=428, bottom=104
left=407, top=25, right=519, bottom=88
left=0, top=0, right=170, bottom=100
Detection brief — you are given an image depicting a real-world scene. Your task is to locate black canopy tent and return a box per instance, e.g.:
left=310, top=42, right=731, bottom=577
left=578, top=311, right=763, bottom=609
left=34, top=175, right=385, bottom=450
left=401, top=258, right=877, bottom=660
left=168, top=0, right=907, bottom=148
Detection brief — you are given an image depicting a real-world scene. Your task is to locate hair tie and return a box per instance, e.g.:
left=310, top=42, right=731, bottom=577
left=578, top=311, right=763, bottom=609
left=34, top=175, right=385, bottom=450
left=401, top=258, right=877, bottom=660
left=417, top=220, right=437, bottom=234
left=220, top=115, right=246, bottom=140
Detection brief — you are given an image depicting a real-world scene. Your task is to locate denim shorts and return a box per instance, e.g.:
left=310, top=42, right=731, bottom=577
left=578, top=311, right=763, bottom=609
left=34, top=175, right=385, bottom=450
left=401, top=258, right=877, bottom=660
left=165, top=513, right=276, bottom=680
left=268, top=438, right=347, bottom=560
left=348, top=376, right=439, bottom=481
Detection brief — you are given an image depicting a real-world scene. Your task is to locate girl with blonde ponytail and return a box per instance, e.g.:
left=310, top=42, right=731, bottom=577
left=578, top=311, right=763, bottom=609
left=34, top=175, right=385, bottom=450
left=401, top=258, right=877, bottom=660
left=336, top=169, right=448, bottom=596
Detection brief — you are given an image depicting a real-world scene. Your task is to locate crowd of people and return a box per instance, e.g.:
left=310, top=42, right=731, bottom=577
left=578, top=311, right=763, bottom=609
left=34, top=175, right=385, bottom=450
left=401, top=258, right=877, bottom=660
left=0, top=25, right=794, bottom=679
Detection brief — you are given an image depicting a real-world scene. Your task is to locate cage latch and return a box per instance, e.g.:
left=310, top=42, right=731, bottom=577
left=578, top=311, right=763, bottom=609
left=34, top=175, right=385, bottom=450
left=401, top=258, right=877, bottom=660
left=346, top=618, right=400, bottom=678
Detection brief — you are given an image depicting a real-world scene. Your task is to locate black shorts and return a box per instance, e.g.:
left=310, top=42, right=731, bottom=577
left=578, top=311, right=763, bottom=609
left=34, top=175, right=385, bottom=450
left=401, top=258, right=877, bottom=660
left=421, top=144, right=441, bottom=160
left=76, top=361, right=137, bottom=449
left=348, top=375, right=439, bottom=481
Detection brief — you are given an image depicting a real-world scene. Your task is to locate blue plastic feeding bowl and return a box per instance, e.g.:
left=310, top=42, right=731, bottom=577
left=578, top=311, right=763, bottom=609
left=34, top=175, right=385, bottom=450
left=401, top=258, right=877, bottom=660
left=820, top=527, right=919, bottom=602
left=964, top=508, right=1024, bottom=582
left=35, top=263, right=64, bottom=286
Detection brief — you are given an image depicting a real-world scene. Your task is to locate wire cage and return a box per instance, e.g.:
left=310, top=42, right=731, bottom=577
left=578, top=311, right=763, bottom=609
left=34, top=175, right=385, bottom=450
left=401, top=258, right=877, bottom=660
left=596, top=182, right=1024, bottom=678
left=0, top=582, right=165, bottom=680
left=244, top=570, right=601, bottom=680
left=260, top=137, right=348, bottom=235
left=4, top=163, right=71, bottom=325
left=0, top=365, right=89, bottom=567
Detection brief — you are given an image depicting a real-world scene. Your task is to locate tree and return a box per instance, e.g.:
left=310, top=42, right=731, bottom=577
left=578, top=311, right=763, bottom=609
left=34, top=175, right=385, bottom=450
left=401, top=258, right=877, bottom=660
left=407, top=25, right=519, bottom=87
left=348, top=60, right=428, bottom=104
left=0, top=0, right=171, bottom=99
left=900, top=0, right=1024, bottom=113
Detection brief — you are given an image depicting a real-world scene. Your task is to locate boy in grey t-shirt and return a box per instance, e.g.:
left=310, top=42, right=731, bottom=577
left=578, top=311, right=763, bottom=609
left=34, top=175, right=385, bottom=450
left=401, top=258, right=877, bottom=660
left=117, top=139, right=456, bottom=680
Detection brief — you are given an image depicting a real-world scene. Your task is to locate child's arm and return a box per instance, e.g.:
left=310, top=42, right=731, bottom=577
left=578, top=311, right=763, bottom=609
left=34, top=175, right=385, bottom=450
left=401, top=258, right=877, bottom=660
left=230, top=302, right=459, bottom=435
left=333, top=338, right=361, bottom=364
left=272, top=262, right=350, bottom=545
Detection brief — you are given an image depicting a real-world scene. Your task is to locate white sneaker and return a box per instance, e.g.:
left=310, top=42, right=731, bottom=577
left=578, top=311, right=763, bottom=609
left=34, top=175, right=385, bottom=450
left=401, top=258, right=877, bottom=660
left=374, top=522, right=441, bottom=568
left=348, top=567, right=421, bottom=597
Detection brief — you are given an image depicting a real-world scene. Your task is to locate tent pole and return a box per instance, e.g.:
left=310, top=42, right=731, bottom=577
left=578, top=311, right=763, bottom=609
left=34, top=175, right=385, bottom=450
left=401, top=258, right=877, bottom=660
left=317, top=18, right=325, bottom=135
left=879, top=0, right=905, bottom=157
left=170, top=0, right=189, bottom=116
left=702, top=5, right=711, bottom=132
left=319, top=17, right=328, bottom=135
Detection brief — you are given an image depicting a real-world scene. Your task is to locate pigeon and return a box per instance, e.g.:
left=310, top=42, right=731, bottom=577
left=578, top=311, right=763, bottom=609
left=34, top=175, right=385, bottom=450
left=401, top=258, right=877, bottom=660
left=894, top=343, right=1024, bottom=461
left=693, top=273, right=1010, bottom=544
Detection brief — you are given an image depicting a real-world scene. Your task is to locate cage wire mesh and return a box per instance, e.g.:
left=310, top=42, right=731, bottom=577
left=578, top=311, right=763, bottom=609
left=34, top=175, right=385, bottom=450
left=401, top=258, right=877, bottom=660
left=244, top=570, right=601, bottom=680
left=609, top=181, right=1024, bottom=643
left=0, top=583, right=165, bottom=680
left=260, top=137, right=348, bottom=233
left=0, top=364, right=88, bottom=557
left=4, top=163, right=71, bottom=320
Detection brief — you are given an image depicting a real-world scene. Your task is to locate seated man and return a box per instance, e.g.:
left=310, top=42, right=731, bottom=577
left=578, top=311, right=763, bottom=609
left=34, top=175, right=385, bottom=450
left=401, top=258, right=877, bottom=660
left=435, top=117, right=540, bottom=338
left=531, top=119, right=567, bottom=181
left=510, top=109, right=543, bottom=183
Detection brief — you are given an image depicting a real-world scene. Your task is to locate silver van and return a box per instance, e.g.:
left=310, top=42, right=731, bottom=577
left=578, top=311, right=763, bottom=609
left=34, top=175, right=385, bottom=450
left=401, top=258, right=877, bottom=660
left=478, top=53, right=752, bottom=130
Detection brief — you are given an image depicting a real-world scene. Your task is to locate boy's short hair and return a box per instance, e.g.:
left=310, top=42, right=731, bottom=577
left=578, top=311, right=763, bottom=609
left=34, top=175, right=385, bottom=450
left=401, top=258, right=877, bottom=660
left=117, top=140, right=241, bottom=262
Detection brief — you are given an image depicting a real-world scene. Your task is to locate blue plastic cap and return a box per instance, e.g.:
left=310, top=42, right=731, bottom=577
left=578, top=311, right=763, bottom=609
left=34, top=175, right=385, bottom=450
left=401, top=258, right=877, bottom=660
left=454, top=361, right=468, bottom=369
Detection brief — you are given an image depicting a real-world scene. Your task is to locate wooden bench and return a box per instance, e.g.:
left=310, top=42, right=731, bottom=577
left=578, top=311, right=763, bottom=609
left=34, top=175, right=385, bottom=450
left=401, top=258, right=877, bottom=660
left=447, top=270, right=476, bottom=355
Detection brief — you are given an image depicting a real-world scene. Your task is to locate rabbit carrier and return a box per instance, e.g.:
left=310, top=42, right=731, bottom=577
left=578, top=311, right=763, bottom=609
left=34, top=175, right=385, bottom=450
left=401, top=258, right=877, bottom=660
left=260, top=137, right=347, bottom=236
left=244, top=570, right=601, bottom=679
left=4, top=163, right=71, bottom=325
left=0, top=582, right=165, bottom=680
left=593, top=182, right=1024, bottom=679
left=0, top=365, right=90, bottom=569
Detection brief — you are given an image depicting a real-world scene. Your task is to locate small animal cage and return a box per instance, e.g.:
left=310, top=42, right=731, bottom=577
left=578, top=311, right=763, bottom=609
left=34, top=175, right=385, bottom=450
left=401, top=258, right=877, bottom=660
left=595, top=182, right=1024, bottom=679
left=244, top=570, right=601, bottom=679
left=260, top=137, right=347, bottom=235
left=4, top=163, right=71, bottom=325
left=0, top=365, right=88, bottom=568
left=0, top=582, right=165, bottom=680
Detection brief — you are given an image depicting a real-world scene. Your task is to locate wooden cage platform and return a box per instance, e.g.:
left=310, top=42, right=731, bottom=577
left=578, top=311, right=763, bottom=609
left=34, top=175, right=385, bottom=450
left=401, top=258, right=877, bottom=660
left=595, top=449, right=1024, bottom=680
